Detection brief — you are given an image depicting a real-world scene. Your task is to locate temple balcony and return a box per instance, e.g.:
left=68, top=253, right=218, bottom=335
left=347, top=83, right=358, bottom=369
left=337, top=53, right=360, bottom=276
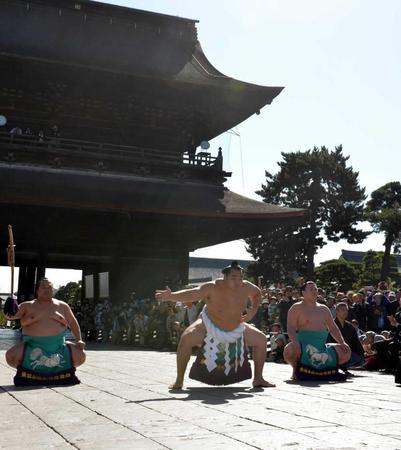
left=0, top=131, right=229, bottom=185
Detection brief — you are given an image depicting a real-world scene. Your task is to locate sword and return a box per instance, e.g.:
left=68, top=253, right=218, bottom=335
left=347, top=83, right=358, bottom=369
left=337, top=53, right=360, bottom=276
left=7, top=224, right=15, bottom=297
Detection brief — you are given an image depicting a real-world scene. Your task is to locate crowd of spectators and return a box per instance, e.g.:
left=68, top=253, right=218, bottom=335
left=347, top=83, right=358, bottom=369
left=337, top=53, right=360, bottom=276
left=256, top=282, right=401, bottom=379
left=8, top=124, right=60, bottom=141
left=73, top=296, right=202, bottom=351
left=3, top=277, right=400, bottom=382
left=69, top=280, right=401, bottom=380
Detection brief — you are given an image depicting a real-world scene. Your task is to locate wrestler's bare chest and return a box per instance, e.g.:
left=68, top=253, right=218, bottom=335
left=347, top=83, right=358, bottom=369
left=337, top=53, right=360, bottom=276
left=207, top=286, right=248, bottom=312
left=21, top=301, right=67, bottom=335
left=297, top=305, right=328, bottom=331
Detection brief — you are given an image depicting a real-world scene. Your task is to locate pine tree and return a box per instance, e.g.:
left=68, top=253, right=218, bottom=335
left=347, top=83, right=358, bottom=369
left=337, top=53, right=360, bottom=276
left=315, top=259, right=357, bottom=292
left=366, top=182, right=401, bottom=280
left=247, top=146, right=368, bottom=279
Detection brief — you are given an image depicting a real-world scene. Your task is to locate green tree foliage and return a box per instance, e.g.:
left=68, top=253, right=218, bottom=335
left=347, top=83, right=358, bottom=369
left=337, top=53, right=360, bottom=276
left=55, top=281, right=81, bottom=307
left=315, top=259, right=357, bottom=292
left=247, top=146, right=368, bottom=279
left=357, top=250, right=400, bottom=287
left=246, top=222, right=307, bottom=285
left=366, top=182, right=401, bottom=280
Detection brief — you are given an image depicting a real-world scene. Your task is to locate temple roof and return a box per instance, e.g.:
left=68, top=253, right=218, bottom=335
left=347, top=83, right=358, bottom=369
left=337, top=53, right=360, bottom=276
left=221, top=191, right=306, bottom=219
left=340, top=250, right=401, bottom=270
left=0, top=0, right=283, bottom=150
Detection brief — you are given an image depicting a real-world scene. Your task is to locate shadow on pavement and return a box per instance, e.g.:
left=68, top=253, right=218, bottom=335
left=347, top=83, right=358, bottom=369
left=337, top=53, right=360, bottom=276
left=126, top=386, right=254, bottom=405
left=1, top=384, right=48, bottom=392
left=284, top=379, right=351, bottom=387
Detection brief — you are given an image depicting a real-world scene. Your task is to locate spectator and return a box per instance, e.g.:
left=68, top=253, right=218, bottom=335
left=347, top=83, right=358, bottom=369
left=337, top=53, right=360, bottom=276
left=346, top=291, right=355, bottom=306
left=10, top=126, right=22, bottom=137
left=267, top=296, right=279, bottom=328
left=351, top=319, right=365, bottom=338
left=267, top=323, right=286, bottom=363
left=350, top=292, right=368, bottom=331
left=367, top=292, right=388, bottom=332
left=326, top=296, right=336, bottom=318
left=317, top=288, right=326, bottom=303
left=133, top=311, right=148, bottom=346
left=260, top=300, right=269, bottom=327
left=328, top=302, right=365, bottom=374
left=51, top=124, right=60, bottom=137
left=174, top=303, right=185, bottom=325
left=278, top=287, right=295, bottom=332
left=184, top=302, right=198, bottom=326
left=387, top=291, right=398, bottom=315
left=362, top=331, right=389, bottom=371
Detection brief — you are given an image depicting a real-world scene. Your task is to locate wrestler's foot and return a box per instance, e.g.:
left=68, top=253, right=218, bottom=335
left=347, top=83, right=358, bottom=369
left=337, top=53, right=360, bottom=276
left=252, top=378, right=276, bottom=388
left=168, top=380, right=184, bottom=390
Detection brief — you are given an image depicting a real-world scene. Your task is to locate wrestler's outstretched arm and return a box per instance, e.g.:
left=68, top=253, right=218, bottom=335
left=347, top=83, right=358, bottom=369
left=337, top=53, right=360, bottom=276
left=155, top=283, right=212, bottom=303
left=4, top=302, right=26, bottom=321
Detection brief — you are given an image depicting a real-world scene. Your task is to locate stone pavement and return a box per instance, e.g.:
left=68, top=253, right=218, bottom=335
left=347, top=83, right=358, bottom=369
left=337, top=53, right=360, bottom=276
left=1, top=338, right=401, bottom=449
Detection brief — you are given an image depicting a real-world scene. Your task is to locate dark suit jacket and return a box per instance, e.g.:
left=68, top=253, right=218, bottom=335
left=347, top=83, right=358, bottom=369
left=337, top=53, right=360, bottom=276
left=328, top=318, right=364, bottom=356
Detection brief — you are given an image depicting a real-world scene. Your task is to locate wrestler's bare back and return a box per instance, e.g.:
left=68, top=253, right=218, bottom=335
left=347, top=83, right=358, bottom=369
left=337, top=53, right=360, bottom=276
left=203, top=279, right=257, bottom=330
left=17, top=299, right=69, bottom=336
left=290, top=301, right=331, bottom=331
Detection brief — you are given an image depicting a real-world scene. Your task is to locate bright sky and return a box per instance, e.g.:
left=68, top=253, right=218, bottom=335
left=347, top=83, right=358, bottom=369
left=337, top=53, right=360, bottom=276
left=1, top=0, right=400, bottom=291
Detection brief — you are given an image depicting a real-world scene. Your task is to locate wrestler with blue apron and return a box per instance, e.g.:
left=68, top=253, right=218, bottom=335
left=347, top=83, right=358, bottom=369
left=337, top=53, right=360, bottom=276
left=5, top=278, right=85, bottom=386
left=284, top=281, right=351, bottom=381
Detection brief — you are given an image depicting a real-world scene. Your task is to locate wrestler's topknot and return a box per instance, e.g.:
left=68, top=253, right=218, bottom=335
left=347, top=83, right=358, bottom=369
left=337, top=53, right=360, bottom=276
left=300, top=280, right=315, bottom=295
left=222, top=261, right=243, bottom=275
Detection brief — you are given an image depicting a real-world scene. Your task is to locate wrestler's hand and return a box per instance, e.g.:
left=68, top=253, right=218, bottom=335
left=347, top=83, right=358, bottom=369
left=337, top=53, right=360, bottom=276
left=155, top=287, right=172, bottom=301
left=76, top=340, right=86, bottom=350
left=339, top=343, right=351, bottom=355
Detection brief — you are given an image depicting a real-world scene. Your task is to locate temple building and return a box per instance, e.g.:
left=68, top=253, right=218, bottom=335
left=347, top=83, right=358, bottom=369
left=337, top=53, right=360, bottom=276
left=0, top=0, right=306, bottom=301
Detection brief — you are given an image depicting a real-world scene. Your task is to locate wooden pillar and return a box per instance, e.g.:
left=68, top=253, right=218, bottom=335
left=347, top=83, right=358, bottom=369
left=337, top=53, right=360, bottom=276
left=25, top=264, right=36, bottom=300
left=17, top=265, right=27, bottom=302
left=35, top=253, right=47, bottom=286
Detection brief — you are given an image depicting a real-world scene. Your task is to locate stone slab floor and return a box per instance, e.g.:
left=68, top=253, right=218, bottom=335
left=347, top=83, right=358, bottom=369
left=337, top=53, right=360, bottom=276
left=1, top=338, right=401, bottom=449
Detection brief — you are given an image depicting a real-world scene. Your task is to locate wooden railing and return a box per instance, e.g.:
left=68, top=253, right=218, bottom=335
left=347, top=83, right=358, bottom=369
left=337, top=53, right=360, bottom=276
left=0, top=132, right=221, bottom=175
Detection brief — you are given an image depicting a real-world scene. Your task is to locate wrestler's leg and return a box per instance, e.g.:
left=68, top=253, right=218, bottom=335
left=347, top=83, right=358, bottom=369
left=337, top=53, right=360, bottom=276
left=170, top=318, right=205, bottom=389
left=5, top=342, right=25, bottom=368
left=244, top=324, right=275, bottom=387
left=329, top=343, right=351, bottom=366
left=66, top=342, right=86, bottom=367
left=283, top=342, right=301, bottom=379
